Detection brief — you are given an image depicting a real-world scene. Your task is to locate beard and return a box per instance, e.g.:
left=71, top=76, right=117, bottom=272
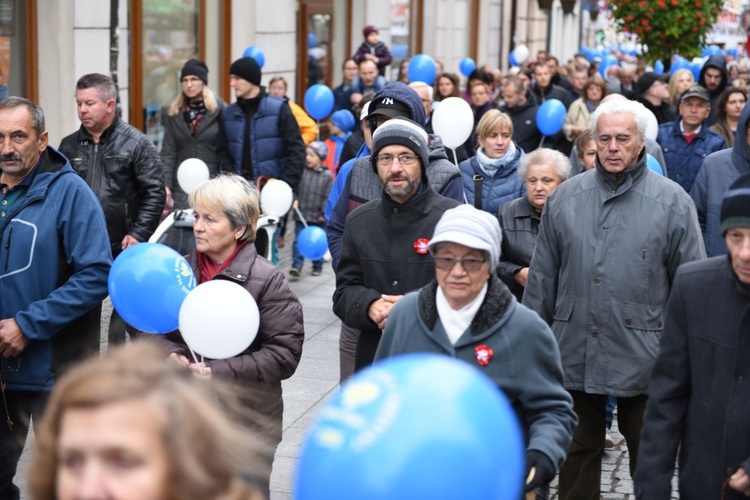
left=383, top=173, right=420, bottom=200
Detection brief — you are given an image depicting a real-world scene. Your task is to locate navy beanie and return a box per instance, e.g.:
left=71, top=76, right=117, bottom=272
left=229, top=57, right=262, bottom=86
left=181, top=59, right=209, bottom=84
left=721, top=172, right=750, bottom=235
left=370, top=118, right=429, bottom=181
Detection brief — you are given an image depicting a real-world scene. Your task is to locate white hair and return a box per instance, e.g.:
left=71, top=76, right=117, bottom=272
left=518, top=148, right=572, bottom=181
left=408, top=81, right=434, bottom=100
left=590, top=99, right=648, bottom=143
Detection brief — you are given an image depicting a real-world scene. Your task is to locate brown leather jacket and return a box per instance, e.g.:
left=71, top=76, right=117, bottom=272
left=145, top=243, right=305, bottom=439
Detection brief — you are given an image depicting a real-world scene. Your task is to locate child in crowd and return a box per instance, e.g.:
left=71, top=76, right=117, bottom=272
left=352, top=25, right=392, bottom=77
left=323, top=109, right=355, bottom=177
left=291, top=142, right=333, bottom=277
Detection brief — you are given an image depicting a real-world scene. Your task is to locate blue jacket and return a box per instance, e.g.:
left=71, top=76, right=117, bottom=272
left=691, top=103, right=750, bottom=256
left=657, top=117, right=727, bottom=193
left=325, top=142, right=370, bottom=221
left=459, top=146, right=525, bottom=215
left=1, top=147, right=111, bottom=390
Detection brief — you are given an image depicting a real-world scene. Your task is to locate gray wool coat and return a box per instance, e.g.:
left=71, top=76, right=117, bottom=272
left=523, top=153, right=706, bottom=397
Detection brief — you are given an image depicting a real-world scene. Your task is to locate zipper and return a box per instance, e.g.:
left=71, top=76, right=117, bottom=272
left=4, top=226, right=11, bottom=270
left=642, top=243, right=647, bottom=260
left=89, top=143, right=99, bottom=193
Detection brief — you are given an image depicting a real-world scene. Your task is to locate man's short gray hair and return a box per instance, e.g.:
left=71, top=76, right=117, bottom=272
left=408, top=81, right=434, bottom=100
left=76, top=73, right=118, bottom=102
left=590, top=99, right=648, bottom=143
left=0, top=97, right=45, bottom=137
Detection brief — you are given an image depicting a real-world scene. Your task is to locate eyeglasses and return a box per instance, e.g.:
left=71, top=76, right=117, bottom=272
left=434, top=256, right=487, bottom=273
left=376, top=153, right=418, bottom=167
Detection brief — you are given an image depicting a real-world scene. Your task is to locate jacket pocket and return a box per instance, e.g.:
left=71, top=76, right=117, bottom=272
left=553, top=296, right=575, bottom=321
left=621, top=302, right=663, bottom=331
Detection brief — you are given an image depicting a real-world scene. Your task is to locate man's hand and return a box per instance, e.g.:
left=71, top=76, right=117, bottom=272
left=0, top=318, right=29, bottom=358
left=514, top=267, right=529, bottom=287
left=121, top=234, right=140, bottom=250
left=730, top=467, right=750, bottom=495
left=367, top=294, right=404, bottom=329
left=168, top=352, right=191, bottom=368
left=366, top=54, right=378, bottom=63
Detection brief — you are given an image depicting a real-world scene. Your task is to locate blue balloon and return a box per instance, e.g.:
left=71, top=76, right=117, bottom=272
left=671, top=58, right=690, bottom=75
left=307, top=33, right=318, bottom=48
left=654, top=60, right=664, bottom=75
left=536, top=99, right=567, bottom=136
left=295, top=354, right=525, bottom=500
left=408, top=54, right=437, bottom=85
left=702, top=45, right=722, bottom=57
left=459, top=57, right=476, bottom=77
left=727, top=46, right=739, bottom=58
left=108, top=243, right=196, bottom=334
left=304, top=84, right=334, bottom=120
left=646, top=154, right=664, bottom=175
left=297, top=226, right=328, bottom=261
left=242, top=46, right=266, bottom=68
left=599, top=54, right=618, bottom=77
left=509, top=52, right=519, bottom=67
left=690, top=62, right=702, bottom=81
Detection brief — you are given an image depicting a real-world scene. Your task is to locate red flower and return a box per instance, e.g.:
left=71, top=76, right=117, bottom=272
left=625, top=14, right=635, bottom=22
left=671, top=0, right=679, bottom=6
left=657, top=0, right=666, bottom=7
left=695, top=0, right=702, bottom=6
left=637, top=0, right=647, bottom=6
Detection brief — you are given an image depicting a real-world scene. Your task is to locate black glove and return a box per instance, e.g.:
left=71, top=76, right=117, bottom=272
left=525, top=450, right=555, bottom=492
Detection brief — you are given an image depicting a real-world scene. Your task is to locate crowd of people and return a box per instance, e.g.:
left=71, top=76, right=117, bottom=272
left=2, top=24, right=750, bottom=498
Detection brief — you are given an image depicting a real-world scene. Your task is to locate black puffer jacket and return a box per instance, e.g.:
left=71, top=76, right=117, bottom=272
left=59, top=117, right=166, bottom=257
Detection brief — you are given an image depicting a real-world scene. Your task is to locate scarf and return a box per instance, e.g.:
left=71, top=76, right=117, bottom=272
left=197, top=242, right=247, bottom=284
left=436, top=282, right=488, bottom=345
left=182, top=99, right=207, bottom=136
left=475, top=142, right=517, bottom=177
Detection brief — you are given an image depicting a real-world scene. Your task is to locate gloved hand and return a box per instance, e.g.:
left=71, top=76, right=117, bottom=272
left=525, top=450, right=555, bottom=492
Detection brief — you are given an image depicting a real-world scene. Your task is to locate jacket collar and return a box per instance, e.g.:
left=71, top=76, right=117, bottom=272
left=595, top=147, right=648, bottom=194
left=78, top=115, right=121, bottom=143
left=190, top=241, right=258, bottom=284
left=418, top=275, right=513, bottom=334
left=379, top=182, right=433, bottom=216
left=514, top=196, right=541, bottom=219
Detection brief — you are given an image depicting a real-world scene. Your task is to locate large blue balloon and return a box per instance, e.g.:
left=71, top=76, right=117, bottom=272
left=297, top=226, right=328, bottom=261
left=408, top=54, right=437, bottom=85
left=536, top=99, right=567, bottom=136
left=108, top=243, right=196, bottom=334
left=599, top=54, right=618, bottom=77
left=671, top=57, right=691, bottom=75
left=653, top=60, right=664, bottom=75
left=242, top=46, right=266, bottom=68
left=304, top=84, right=335, bottom=120
left=509, top=52, right=520, bottom=67
left=702, top=45, right=722, bottom=57
left=690, top=62, right=702, bottom=81
left=459, top=57, right=476, bottom=77
left=295, top=354, right=525, bottom=500
left=646, top=154, right=664, bottom=175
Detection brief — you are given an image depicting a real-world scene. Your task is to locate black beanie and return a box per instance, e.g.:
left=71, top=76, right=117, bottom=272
left=229, top=57, right=262, bottom=86
left=181, top=59, right=209, bottom=84
left=721, top=172, right=750, bottom=235
left=370, top=118, right=429, bottom=182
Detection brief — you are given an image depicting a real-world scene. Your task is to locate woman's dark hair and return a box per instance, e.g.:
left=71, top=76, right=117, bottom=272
left=436, top=72, right=460, bottom=99
left=715, top=86, right=748, bottom=122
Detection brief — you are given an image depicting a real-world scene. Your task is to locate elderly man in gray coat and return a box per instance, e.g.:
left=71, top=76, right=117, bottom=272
left=523, top=99, right=706, bottom=500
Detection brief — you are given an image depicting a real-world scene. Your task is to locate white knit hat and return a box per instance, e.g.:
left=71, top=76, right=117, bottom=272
left=428, top=205, right=502, bottom=265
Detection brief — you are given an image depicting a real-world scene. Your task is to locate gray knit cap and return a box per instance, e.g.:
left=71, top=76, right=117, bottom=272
left=370, top=118, right=429, bottom=179
left=428, top=205, right=502, bottom=266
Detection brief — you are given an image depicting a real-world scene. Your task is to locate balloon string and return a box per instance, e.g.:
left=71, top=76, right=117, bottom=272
left=189, top=347, right=205, bottom=376
left=294, top=206, right=309, bottom=228
left=539, top=136, right=546, bottom=149
left=451, top=148, right=459, bottom=169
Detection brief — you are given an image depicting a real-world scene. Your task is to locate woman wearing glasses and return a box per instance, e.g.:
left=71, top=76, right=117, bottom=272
left=497, top=148, right=571, bottom=302
left=375, top=204, right=576, bottom=499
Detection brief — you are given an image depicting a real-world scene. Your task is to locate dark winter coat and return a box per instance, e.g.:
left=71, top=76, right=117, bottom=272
left=59, top=117, right=166, bottom=258
left=333, top=187, right=460, bottom=370
left=501, top=99, right=544, bottom=154
left=634, top=256, right=750, bottom=500
left=497, top=196, right=541, bottom=301
left=352, top=41, right=393, bottom=77
left=691, top=102, right=750, bottom=256
left=161, top=99, right=227, bottom=209
left=698, top=55, right=729, bottom=126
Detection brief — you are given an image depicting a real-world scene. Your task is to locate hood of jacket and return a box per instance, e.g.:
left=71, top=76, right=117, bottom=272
left=370, top=82, right=426, bottom=126
left=699, top=55, right=728, bottom=96
left=427, top=133, right=449, bottom=162
left=732, top=102, right=750, bottom=170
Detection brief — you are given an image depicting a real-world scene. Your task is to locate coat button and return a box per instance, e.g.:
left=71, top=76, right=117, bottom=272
left=657, top=321, right=663, bottom=328
left=392, top=207, right=399, bottom=213
left=624, top=319, right=632, bottom=326
left=392, top=280, right=398, bottom=286
left=593, top=277, right=601, bottom=284
left=591, top=331, right=599, bottom=337
left=738, top=375, right=744, bottom=384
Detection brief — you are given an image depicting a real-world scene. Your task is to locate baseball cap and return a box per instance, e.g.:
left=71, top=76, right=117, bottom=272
left=679, top=84, right=711, bottom=104
left=367, top=96, right=413, bottom=120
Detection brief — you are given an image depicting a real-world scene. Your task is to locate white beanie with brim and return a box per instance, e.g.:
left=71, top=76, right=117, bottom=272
left=428, top=205, right=502, bottom=266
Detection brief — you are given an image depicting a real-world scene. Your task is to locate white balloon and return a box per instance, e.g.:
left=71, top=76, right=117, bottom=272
left=176, top=158, right=209, bottom=194
left=643, top=108, right=659, bottom=142
left=513, top=45, right=530, bottom=64
left=260, top=179, right=294, bottom=217
left=432, top=97, right=475, bottom=149
left=179, top=280, right=259, bottom=359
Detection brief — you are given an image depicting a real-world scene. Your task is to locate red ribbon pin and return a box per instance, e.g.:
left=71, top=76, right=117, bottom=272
left=474, top=344, right=493, bottom=367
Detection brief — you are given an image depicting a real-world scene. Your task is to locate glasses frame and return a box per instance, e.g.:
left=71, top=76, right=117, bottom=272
left=375, top=153, right=418, bottom=167
left=434, top=256, right=488, bottom=273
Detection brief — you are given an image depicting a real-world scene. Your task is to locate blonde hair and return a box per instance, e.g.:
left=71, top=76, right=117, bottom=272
left=189, top=175, right=260, bottom=243
left=29, top=343, right=268, bottom=500
left=668, top=69, right=695, bottom=108
left=475, top=109, right=514, bottom=140
left=168, top=84, right=219, bottom=117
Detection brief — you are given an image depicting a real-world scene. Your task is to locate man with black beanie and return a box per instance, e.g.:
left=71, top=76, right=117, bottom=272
left=217, top=56, right=305, bottom=191
left=635, top=172, right=750, bottom=499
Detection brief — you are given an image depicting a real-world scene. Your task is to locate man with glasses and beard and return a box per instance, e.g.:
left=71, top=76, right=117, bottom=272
left=332, top=118, right=461, bottom=373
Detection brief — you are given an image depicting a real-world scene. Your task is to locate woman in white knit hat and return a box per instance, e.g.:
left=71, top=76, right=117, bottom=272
left=375, top=204, right=576, bottom=500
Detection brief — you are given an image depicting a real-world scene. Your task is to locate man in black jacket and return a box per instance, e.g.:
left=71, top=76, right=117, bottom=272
left=636, top=72, right=675, bottom=125
left=500, top=76, right=543, bottom=153
left=59, top=73, right=165, bottom=346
